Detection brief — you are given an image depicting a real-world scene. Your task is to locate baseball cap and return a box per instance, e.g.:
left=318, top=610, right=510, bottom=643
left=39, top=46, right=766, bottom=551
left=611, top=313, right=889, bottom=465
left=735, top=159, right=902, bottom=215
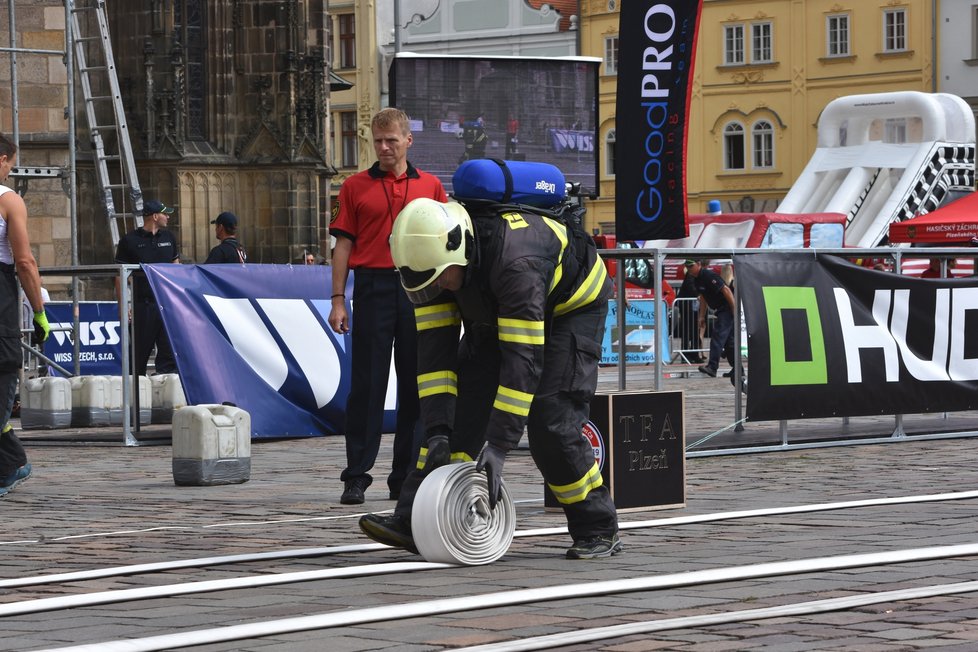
left=211, top=211, right=238, bottom=228
left=143, top=199, right=174, bottom=215
left=683, top=259, right=696, bottom=268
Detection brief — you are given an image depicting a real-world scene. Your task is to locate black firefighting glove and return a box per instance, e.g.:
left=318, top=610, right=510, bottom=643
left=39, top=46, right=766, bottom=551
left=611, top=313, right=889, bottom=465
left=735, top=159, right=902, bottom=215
left=32, top=310, right=51, bottom=344
left=475, top=443, right=507, bottom=509
left=422, top=431, right=451, bottom=473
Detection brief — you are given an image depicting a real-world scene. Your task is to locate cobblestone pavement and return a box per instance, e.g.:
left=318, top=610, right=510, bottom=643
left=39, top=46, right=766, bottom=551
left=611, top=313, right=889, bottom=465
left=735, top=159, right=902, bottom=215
left=3, top=372, right=978, bottom=651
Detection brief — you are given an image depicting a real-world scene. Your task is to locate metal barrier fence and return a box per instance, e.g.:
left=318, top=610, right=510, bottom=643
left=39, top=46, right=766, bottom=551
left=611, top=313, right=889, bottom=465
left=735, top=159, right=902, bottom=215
left=23, top=264, right=141, bottom=445
left=18, top=249, right=978, bottom=450
left=600, top=246, right=978, bottom=455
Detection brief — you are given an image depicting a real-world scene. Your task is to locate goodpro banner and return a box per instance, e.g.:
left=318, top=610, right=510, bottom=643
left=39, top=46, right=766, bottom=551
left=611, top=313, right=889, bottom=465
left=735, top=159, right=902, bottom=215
left=615, top=1, right=702, bottom=241
left=736, top=253, right=978, bottom=421
left=143, top=264, right=395, bottom=439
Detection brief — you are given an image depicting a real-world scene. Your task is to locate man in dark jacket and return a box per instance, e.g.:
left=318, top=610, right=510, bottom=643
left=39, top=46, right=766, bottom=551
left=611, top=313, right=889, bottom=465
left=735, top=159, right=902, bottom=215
left=359, top=197, right=622, bottom=560
left=115, top=199, right=180, bottom=375
left=203, top=212, right=246, bottom=264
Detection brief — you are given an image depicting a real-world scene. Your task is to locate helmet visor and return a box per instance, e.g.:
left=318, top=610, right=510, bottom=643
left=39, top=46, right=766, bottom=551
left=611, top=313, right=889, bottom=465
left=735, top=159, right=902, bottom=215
left=403, top=282, right=447, bottom=305
left=397, top=266, right=444, bottom=305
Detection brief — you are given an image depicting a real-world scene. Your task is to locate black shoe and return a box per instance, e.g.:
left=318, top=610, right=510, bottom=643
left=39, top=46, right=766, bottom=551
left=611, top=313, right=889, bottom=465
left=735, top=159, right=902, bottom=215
left=340, top=477, right=371, bottom=505
left=698, top=365, right=717, bottom=377
left=566, top=533, right=624, bottom=560
left=359, top=513, right=418, bottom=554
left=722, top=369, right=733, bottom=377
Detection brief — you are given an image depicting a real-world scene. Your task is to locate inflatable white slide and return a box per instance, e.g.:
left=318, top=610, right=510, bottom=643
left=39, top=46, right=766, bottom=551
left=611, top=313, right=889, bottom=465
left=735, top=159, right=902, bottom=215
left=777, top=91, right=975, bottom=247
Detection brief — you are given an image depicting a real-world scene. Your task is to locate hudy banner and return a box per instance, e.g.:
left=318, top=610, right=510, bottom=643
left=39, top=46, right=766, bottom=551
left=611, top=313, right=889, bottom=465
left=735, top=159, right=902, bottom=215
left=736, top=253, right=978, bottom=421
left=615, top=1, right=702, bottom=241
left=143, top=264, right=397, bottom=439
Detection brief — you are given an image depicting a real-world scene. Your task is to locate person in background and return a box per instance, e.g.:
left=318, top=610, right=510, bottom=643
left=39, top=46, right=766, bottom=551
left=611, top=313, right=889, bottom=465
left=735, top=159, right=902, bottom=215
left=327, top=108, right=448, bottom=505
left=505, top=114, right=519, bottom=158
left=685, top=259, right=743, bottom=386
left=203, top=212, right=246, bottom=264
left=921, top=257, right=943, bottom=279
left=0, top=133, right=49, bottom=496
left=675, top=267, right=703, bottom=364
left=304, top=251, right=317, bottom=265
left=114, top=199, right=180, bottom=376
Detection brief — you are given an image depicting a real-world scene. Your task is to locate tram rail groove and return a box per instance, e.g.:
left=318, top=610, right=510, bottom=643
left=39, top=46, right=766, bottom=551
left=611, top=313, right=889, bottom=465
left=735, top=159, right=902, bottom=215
left=28, top=542, right=978, bottom=652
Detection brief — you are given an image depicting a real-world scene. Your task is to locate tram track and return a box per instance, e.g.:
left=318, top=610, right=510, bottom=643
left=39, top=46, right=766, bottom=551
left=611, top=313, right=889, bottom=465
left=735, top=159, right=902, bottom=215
left=28, top=543, right=978, bottom=652
left=3, top=488, right=977, bottom=590
left=2, top=489, right=978, bottom=650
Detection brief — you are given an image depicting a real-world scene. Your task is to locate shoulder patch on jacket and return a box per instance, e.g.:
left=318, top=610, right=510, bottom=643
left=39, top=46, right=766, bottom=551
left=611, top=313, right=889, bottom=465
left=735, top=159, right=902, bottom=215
left=500, top=212, right=529, bottom=230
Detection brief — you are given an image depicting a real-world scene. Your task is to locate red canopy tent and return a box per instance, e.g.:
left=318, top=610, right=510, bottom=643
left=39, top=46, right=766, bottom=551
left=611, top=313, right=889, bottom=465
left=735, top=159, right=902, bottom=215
left=889, top=193, right=978, bottom=243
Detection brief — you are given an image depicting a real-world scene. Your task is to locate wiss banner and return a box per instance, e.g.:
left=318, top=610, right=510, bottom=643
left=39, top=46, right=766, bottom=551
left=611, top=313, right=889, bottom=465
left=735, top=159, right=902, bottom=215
left=144, top=264, right=398, bottom=439
left=615, top=1, right=702, bottom=241
left=737, top=253, right=978, bottom=421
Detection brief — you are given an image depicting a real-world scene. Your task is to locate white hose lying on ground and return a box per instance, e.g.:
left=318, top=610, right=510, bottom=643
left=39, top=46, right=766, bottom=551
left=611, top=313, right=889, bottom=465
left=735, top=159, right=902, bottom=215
left=412, top=462, right=516, bottom=565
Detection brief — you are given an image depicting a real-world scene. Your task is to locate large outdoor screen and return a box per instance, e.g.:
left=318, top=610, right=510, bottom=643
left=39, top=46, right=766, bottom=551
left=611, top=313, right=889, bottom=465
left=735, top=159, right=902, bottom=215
left=389, top=53, right=600, bottom=198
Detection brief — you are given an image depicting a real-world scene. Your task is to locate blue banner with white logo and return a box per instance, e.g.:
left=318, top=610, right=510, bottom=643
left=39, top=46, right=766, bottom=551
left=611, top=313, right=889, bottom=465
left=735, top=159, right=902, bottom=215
left=615, top=1, right=701, bottom=241
left=44, top=302, right=123, bottom=375
left=143, top=264, right=391, bottom=439
left=736, top=253, right=978, bottom=421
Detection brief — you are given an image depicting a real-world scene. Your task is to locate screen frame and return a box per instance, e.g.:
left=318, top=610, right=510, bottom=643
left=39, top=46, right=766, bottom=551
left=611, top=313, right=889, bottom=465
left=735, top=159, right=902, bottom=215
left=389, top=52, right=602, bottom=199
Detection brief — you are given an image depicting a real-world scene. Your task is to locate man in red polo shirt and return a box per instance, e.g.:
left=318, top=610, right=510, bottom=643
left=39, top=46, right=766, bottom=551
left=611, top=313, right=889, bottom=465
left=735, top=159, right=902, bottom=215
left=328, top=108, right=448, bottom=504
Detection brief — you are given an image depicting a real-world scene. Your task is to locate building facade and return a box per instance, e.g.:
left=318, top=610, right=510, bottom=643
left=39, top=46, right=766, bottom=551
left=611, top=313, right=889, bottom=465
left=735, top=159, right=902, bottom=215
left=3, top=0, right=336, bottom=271
left=580, top=0, right=936, bottom=235
left=327, top=0, right=580, bottom=242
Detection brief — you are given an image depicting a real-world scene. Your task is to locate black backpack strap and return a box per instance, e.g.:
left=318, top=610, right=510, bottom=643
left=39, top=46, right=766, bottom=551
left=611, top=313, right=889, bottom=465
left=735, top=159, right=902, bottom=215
left=488, top=158, right=513, bottom=204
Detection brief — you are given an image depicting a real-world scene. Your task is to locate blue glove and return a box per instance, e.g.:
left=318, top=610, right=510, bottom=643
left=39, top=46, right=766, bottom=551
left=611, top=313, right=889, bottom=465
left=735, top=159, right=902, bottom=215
left=475, top=443, right=507, bottom=509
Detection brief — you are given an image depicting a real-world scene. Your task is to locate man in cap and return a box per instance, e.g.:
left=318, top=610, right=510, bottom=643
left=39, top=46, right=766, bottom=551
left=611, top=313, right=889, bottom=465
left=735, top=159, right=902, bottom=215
left=204, top=211, right=246, bottom=264
left=114, top=199, right=180, bottom=375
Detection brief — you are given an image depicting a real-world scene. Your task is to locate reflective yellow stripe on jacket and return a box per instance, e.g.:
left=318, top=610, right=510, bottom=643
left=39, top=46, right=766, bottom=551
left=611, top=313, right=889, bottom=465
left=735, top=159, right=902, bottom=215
left=414, top=302, right=461, bottom=332
left=553, top=256, right=608, bottom=317
left=497, top=317, right=545, bottom=345
left=547, top=463, right=604, bottom=504
left=540, top=216, right=568, bottom=295
left=493, top=385, right=533, bottom=417
left=415, top=448, right=474, bottom=470
left=417, top=370, right=457, bottom=399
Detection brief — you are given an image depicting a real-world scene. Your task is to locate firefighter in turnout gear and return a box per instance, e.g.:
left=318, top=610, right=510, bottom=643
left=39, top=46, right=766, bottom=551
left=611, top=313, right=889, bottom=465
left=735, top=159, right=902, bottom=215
left=359, top=197, right=622, bottom=560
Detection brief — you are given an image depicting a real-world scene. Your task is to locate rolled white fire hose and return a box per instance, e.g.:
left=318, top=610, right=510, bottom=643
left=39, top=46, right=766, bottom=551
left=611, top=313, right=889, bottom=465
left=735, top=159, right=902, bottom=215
left=412, top=462, right=516, bottom=565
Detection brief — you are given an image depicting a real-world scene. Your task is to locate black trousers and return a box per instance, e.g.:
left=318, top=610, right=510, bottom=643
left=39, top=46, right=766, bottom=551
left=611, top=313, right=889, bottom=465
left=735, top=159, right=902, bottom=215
left=395, top=300, right=619, bottom=541
left=340, top=270, right=422, bottom=494
left=132, top=301, right=176, bottom=375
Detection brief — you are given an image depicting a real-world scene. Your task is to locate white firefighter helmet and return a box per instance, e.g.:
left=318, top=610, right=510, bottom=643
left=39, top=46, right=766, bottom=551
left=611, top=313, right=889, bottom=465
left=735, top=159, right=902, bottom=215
left=390, top=198, right=474, bottom=304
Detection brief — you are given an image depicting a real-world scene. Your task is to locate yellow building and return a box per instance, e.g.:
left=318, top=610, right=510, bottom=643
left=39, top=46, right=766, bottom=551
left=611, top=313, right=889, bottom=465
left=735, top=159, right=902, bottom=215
left=580, top=0, right=934, bottom=235
left=326, top=0, right=383, bottom=232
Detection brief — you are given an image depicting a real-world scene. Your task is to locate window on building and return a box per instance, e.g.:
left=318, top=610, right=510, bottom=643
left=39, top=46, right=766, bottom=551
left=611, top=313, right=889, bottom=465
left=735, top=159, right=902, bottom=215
left=340, top=111, right=358, bottom=168
left=883, top=8, right=907, bottom=52
left=338, top=13, right=356, bottom=69
left=724, top=123, right=746, bottom=170
left=827, top=13, right=850, bottom=56
left=752, top=22, right=773, bottom=63
left=605, top=129, right=616, bottom=176
left=724, top=24, right=745, bottom=65
left=175, top=0, right=207, bottom=140
left=752, top=120, right=774, bottom=168
left=604, top=36, right=619, bottom=75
